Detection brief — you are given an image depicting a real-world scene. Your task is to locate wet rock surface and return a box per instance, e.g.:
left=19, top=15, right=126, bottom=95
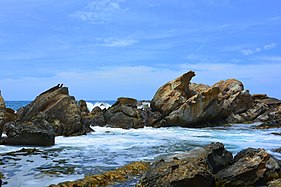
left=1, top=118, right=55, bottom=146
left=138, top=142, right=233, bottom=187
left=138, top=142, right=281, bottom=187
left=49, top=161, right=150, bottom=187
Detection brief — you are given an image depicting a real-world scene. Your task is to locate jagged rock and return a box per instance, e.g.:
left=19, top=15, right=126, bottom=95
left=189, top=83, right=210, bottom=95
left=1, top=118, right=55, bottom=146
left=82, top=106, right=106, bottom=127
left=216, top=148, right=281, bottom=186
left=151, top=71, right=196, bottom=116
left=17, top=85, right=92, bottom=136
left=0, top=93, right=17, bottom=138
left=268, top=178, right=281, bottom=187
left=138, top=142, right=233, bottom=187
left=49, top=161, right=150, bottom=187
left=151, top=71, right=255, bottom=127
left=116, top=97, right=138, bottom=106
left=104, top=98, right=145, bottom=129
left=0, top=93, right=5, bottom=138
left=256, top=118, right=281, bottom=129
left=253, top=94, right=269, bottom=100
left=78, top=100, right=90, bottom=115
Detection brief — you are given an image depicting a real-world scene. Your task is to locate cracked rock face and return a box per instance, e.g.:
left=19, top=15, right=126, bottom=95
left=0, top=93, right=5, bottom=138
left=150, top=71, right=254, bottom=127
left=138, top=142, right=233, bottom=187
left=17, top=85, right=92, bottom=136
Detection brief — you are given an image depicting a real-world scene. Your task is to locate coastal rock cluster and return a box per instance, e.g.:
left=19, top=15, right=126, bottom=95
left=0, top=71, right=281, bottom=146
left=138, top=142, right=281, bottom=187
left=0, top=84, right=92, bottom=146
left=49, top=142, right=281, bottom=187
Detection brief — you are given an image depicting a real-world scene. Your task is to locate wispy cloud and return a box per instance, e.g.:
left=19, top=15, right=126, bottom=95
left=241, top=42, right=277, bottom=56
left=71, top=0, right=126, bottom=24
left=96, top=37, right=138, bottom=47
left=2, top=62, right=281, bottom=100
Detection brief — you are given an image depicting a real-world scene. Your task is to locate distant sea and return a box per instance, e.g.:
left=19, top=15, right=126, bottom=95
left=5, top=100, right=116, bottom=111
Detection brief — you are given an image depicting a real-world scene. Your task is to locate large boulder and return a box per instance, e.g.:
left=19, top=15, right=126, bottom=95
left=81, top=106, right=106, bottom=127
left=216, top=148, right=281, bottom=186
left=0, top=92, right=17, bottom=138
left=151, top=71, right=196, bottom=116
left=17, top=84, right=92, bottom=136
left=1, top=118, right=55, bottom=146
left=104, top=97, right=145, bottom=129
left=150, top=71, right=255, bottom=127
left=0, top=92, right=5, bottom=137
left=138, top=142, right=233, bottom=187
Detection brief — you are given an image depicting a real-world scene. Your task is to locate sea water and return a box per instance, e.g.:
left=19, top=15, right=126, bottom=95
left=1, top=101, right=281, bottom=186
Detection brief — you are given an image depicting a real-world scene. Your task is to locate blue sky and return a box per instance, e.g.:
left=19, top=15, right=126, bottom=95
left=0, top=0, right=281, bottom=100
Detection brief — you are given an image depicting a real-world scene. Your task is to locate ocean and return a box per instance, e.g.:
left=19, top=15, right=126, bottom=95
left=1, top=101, right=281, bottom=186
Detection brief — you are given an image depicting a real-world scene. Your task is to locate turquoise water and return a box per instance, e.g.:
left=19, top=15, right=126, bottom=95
left=0, top=101, right=281, bottom=186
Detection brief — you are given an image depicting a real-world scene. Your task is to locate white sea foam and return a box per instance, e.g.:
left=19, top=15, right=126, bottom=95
left=137, top=101, right=150, bottom=110
left=1, top=125, right=281, bottom=187
left=86, top=101, right=111, bottom=111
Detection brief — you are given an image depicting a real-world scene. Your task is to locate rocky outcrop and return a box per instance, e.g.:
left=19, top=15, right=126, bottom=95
left=49, top=161, right=150, bottom=187
left=150, top=71, right=254, bottom=127
left=138, top=142, right=233, bottom=186
left=0, top=92, right=5, bottom=137
left=81, top=97, right=146, bottom=129
left=81, top=106, right=106, bottom=127
left=17, top=85, right=92, bottom=136
left=0, top=92, right=17, bottom=138
left=1, top=118, right=55, bottom=146
left=216, top=148, right=281, bottom=186
left=104, top=97, right=145, bottom=129
left=138, top=143, right=281, bottom=187
left=150, top=71, right=281, bottom=127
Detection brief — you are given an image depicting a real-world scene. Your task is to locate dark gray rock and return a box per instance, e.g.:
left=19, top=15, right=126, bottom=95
left=138, top=142, right=233, bottom=187
left=1, top=118, right=55, bottom=146
left=216, top=148, right=281, bottom=186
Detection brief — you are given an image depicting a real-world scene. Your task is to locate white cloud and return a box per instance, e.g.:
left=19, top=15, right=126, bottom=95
left=1, top=63, right=281, bottom=100
left=71, top=0, right=125, bottom=24
left=241, top=42, right=277, bottom=56
left=97, top=37, right=138, bottom=47
left=263, top=42, right=276, bottom=50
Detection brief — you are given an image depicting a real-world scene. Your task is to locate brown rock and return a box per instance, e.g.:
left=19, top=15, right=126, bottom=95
left=216, top=148, right=281, bottom=186
left=268, top=178, right=281, bottom=187
left=103, top=97, right=145, bottom=129
left=0, top=93, right=5, bottom=138
left=78, top=100, right=90, bottom=115
left=138, top=142, right=233, bottom=187
left=82, top=106, right=106, bottom=127
left=17, top=85, right=92, bottom=136
left=151, top=71, right=196, bottom=115
left=49, top=161, right=150, bottom=187
left=151, top=71, right=255, bottom=127
left=116, top=97, right=138, bottom=106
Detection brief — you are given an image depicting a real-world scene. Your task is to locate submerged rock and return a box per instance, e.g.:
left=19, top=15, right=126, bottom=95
left=49, top=161, right=150, bottom=187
